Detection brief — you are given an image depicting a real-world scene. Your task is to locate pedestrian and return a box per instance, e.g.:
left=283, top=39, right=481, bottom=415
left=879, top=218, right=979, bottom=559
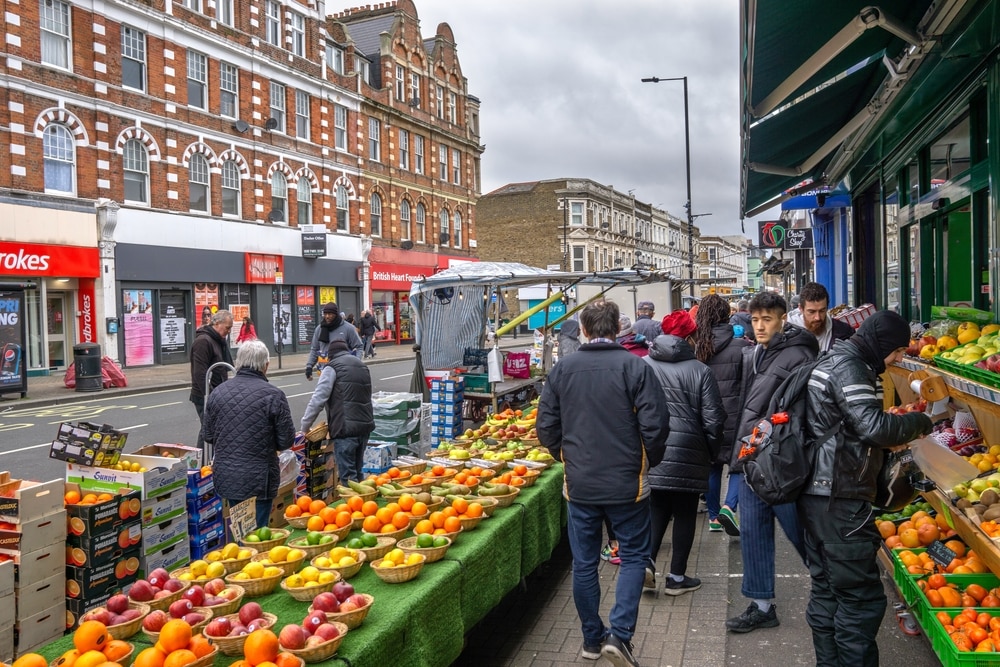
left=730, top=300, right=755, bottom=341
left=643, top=310, right=725, bottom=596
left=306, top=302, right=363, bottom=380
left=557, top=319, right=582, bottom=358
left=688, top=303, right=699, bottom=320
left=536, top=299, right=669, bottom=667
left=632, top=301, right=661, bottom=341
left=788, top=282, right=854, bottom=352
left=236, top=316, right=257, bottom=346
left=726, top=292, right=818, bottom=633
left=201, top=340, right=295, bottom=530
left=359, top=309, right=381, bottom=359
left=616, top=315, right=648, bottom=357
left=190, top=309, right=234, bottom=449
left=345, top=312, right=357, bottom=333
left=692, top=294, right=751, bottom=536
left=800, top=311, right=932, bottom=665
left=300, top=340, right=376, bottom=484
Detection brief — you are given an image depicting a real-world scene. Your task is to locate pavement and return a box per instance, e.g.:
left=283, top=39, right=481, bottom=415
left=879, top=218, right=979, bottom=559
left=2, top=338, right=945, bottom=666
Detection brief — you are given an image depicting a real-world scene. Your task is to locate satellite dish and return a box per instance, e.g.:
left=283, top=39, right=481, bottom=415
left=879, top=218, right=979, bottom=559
left=232, top=120, right=250, bottom=133
left=267, top=209, right=284, bottom=223
left=264, top=118, right=279, bottom=131
left=400, top=240, right=414, bottom=250
left=439, top=232, right=450, bottom=245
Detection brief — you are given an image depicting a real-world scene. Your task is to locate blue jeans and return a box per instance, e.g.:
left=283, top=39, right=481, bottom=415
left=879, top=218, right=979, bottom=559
left=334, top=435, right=369, bottom=484
left=707, top=465, right=741, bottom=520
left=255, top=497, right=273, bottom=530
left=738, top=481, right=807, bottom=599
left=566, top=499, right=651, bottom=645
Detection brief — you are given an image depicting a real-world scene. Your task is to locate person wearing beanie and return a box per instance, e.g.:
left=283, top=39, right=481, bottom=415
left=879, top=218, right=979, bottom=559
left=617, top=315, right=649, bottom=357
left=305, top=302, right=363, bottom=379
left=798, top=310, right=932, bottom=666
left=641, top=309, right=725, bottom=597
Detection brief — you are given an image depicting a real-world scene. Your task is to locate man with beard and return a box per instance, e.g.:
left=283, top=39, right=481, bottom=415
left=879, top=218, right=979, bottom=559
left=190, top=309, right=234, bottom=448
left=787, top=283, right=854, bottom=352
left=306, top=302, right=363, bottom=380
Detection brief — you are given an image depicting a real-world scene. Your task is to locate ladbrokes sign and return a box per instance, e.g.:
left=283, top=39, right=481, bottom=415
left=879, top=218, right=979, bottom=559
left=0, top=241, right=99, bottom=278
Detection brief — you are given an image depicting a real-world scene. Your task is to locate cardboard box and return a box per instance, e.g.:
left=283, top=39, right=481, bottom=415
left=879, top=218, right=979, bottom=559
left=186, top=470, right=215, bottom=500
left=10, top=542, right=63, bottom=586
left=189, top=521, right=225, bottom=560
left=141, top=515, right=189, bottom=557
left=0, top=592, right=13, bottom=629
left=65, top=484, right=141, bottom=539
left=430, top=399, right=464, bottom=415
left=0, top=511, right=65, bottom=555
left=429, top=378, right=465, bottom=392
left=188, top=497, right=223, bottom=531
left=15, top=602, right=65, bottom=656
left=0, top=475, right=63, bottom=525
left=0, top=559, right=12, bottom=599
left=138, top=541, right=189, bottom=579
left=15, top=572, right=64, bottom=620
left=66, top=453, right=187, bottom=500
left=66, top=523, right=133, bottom=568
left=49, top=422, right=127, bottom=467
left=362, top=442, right=396, bottom=471
left=141, top=487, right=187, bottom=527
left=431, top=412, right=463, bottom=427
left=0, top=624, right=12, bottom=663
left=66, top=557, right=130, bottom=599
left=65, top=593, right=112, bottom=631
left=132, top=444, right=202, bottom=471
left=303, top=439, right=333, bottom=458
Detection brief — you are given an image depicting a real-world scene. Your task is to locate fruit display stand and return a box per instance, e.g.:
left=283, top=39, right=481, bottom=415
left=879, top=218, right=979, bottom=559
left=32, top=463, right=568, bottom=667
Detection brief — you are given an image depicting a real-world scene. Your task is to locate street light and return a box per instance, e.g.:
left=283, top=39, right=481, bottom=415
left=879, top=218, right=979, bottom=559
left=641, top=75, right=711, bottom=297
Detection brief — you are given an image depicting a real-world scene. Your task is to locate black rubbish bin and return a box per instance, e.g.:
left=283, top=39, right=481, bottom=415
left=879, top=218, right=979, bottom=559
left=74, top=343, right=103, bottom=392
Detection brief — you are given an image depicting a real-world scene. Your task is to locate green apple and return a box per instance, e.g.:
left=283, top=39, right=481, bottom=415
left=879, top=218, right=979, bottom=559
left=306, top=531, right=323, bottom=546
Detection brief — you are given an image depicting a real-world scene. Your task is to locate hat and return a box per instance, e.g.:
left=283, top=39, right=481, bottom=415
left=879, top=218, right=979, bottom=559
left=661, top=311, right=696, bottom=338
left=618, top=315, right=634, bottom=337
left=322, top=302, right=339, bottom=314
left=854, top=310, right=911, bottom=363
left=637, top=301, right=655, bottom=312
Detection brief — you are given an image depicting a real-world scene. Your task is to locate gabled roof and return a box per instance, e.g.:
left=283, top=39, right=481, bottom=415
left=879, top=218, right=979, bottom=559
left=343, top=14, right=396, bottom=58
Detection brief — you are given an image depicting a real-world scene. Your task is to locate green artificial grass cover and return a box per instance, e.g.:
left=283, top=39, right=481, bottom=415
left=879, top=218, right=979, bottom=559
left=37, top=465, right=566, bottom=667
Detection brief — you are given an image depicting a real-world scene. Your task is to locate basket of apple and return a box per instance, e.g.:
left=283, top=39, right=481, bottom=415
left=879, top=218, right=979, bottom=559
left=126, top=568, right=191, bottom=612
left=307, top=581, right=374, bottom=630
left=202, top=601, right=277, bottom=656
left=278, top=612, right=349, bottom=663
left=79, top=594, right=149, bottom=640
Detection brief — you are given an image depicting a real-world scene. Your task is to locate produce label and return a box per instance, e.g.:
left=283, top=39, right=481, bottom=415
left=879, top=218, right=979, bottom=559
left=229, top=497, right=257, bottom=542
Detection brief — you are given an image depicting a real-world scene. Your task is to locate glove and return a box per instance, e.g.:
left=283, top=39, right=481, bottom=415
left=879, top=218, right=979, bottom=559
left=305, top=367, right=313, bottom=381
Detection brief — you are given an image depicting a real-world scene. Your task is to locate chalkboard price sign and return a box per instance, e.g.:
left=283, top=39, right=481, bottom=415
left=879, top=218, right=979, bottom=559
left=229, top=497, right=258, bottom=543
left=926, top=539, right=958, bottom=569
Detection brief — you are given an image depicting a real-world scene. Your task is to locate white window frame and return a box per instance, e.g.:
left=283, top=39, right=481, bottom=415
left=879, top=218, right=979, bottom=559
left=438, top=145, right=447, bottom=180
left=400, top=200, right=411, bottom=241
left=398, top=129, right=409, bottom=170
left=265, top=1, right=281, bottom=47
left=570, top=201, right=584, bottom=226
left=451, top=148, right=460, bottom=185
left=370, top=193, right=382, bottom=237
left=336, top=184, right=349, bottom=232
left=355, top=56, right=370, bottom=84
left=572, top=246, right=586, bottom=272
left=326, top=44, right=345, bottom=74
left=289, top=11, right=305, bottom=57
left=295, top=90, right=310, bottom=140
left=183, top=0, right=201, bottom=11
left=435, top=85, right=444, bottom=119
left=395, top=65, right=405, bottom=102
left=121, top=26, right=146, bottom=92
left=216, top=0, right=234, bottom=26
left=439, top=209, right=450, bottom=246
left=270, top=81, right=285, bottom=133
left=409, top=72, right=420, bottom=106
left=43, top=123, right=75, bottom=194
left=220, top=62, right=238, bottom=118
left=448, top=91, right=457, bottom=124
left=221, top=160, right=241, bottom=217
left=415, top=203, right=426, bottom=243
left=334, top=105, right=347, bottom=150
left=189, top=153, right=210, bottom=213
left=271, top=171, right=287, bottom=223
left=414, top=135, right=425, bottom=175
left=122, top=138, right=149, bottom=205
left=40, top=0, right=72, bottom=70
left=454, top=209, right=463, bottom=248
left=187, top=50, right=207, bottom=110
left=368, top=117, right=380, bottom=162
left=297, top=180, right=311, bottom=226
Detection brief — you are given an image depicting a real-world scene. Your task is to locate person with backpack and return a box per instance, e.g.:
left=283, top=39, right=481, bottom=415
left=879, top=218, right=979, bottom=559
left=726, top=292, right=818, bottom=634
left=691, top=295, right=751, bottom=535
left=799, top=311, right=932, bottom=665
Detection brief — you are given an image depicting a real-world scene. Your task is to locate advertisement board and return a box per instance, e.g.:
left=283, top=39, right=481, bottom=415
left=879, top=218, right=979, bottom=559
left=0, top=289, right=28, bottom=396
left=123, top=289, right=154, bottom=366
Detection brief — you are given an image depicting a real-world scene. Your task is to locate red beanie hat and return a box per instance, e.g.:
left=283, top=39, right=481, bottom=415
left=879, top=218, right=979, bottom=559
left=661, top=311, right=696, bottom=338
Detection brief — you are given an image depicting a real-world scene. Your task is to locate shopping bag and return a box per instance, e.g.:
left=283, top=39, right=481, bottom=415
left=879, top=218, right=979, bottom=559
left=487, top=347, right=503, bottom=383
left=503, top=351, right=531, bottom=379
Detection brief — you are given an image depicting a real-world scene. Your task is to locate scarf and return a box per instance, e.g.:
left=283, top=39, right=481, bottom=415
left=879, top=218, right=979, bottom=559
left=318, top=314, right=344, bottom=344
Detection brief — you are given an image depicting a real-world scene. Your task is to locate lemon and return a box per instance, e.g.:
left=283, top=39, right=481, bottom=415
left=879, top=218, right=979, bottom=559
left=337, top=556, right=356, bottom=567
left=317, top=571, right=336, bottom=584
left=196, top=574, right=208, bottom=580
left=285, top=574, right=304, bottom=588
left=304, top=580, right=318, bottom=587
left=263, top=566, right=283, bottom=577
left=222, top=543, right=240, bottom=560
left=406, top=553, right=423, bottom=566
left=177, top=572, right=194, bottom=581
left=130, top=462, right=142, bottom=472
left=299, top=566, right=320, bottom=583
left=206, top=562, right=226, bottom=578
left=205, top=551, right=222, bottom=562
left=231, top=572, right=250, bottom=580
left=269, top=546, right=290, bottom=563
left=243, top=562, right=265, bottom=579
left=286, top=548, right=304, bottom=562
left=237, top=549, right=253, bottom=559
left=259, top=558, right=273, bottom=565
left=329, top=547, right=348, bottom=561
left=379, top=560, right=396, bottom=568
left=190, top=560, right=209, bottom=576
left=386, top=548, right=405, bottom=565
left=313, top=557, right=332, bottom=568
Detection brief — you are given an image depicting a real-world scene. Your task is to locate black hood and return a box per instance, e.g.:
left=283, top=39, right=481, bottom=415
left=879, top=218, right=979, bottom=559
left=711, top=324, right=735, bottom=354
left=648, top=334, right=696, bottom=362
left=559, top=320, right=580, bottom=339
left=767, top=323, right=820, bottom=354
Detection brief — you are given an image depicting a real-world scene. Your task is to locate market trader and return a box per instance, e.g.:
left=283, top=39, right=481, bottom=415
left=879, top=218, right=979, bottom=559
left=190, top=309, right=234, bottom=448
left=305, top=302, right=363, bottom=379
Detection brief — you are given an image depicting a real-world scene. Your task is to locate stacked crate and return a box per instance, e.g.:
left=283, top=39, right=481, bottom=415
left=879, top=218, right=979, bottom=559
left=370, top=392, right=423, bottom=457
left=429, top=378, right=465, bottom=449
left=64, top=485, right=142, bottom=630
left=0, top=476, right=68, bottom=658
left=298, top=438, right=336, bottom=503
left=186, top=471, right=225, bottom=561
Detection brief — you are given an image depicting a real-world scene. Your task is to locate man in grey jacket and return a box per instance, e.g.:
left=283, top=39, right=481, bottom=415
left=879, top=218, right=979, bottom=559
left=305, top=302, right=363, bottom=380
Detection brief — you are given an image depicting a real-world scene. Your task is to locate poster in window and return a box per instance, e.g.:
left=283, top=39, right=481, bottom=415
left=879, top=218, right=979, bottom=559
left=296, top=287, right=316, bottom=346
left=225, top=285, right=252, bottom=343
left=159, top=298, right=186, bottom=353
left=195, top=283, right=220, bottom=327
left=319, top=287, right=337, bottom=306
left=272, top=286, right=293, bottom=345
left=0, top=289, right=28, bottom=394
left=123, top=289, right=154, bottom=366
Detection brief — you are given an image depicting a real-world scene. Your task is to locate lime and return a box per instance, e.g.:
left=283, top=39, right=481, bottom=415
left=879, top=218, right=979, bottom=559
left=257, top=527, right=272, bottom=540
left=416, top=534, right=434, bottom=548
left=432, top=536, right=449, bottom=548
left=361, top=533, right=378, bottom=548
left=319, top=534, right=335, bottom=544
left=244, top=534, right=260, bottom=543
left=306, top=531, right=323, bottom=546
left=346, top=538, right=364, bottom=549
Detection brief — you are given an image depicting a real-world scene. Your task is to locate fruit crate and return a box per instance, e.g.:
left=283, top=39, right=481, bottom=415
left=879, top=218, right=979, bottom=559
left=935, top=354, right=1000, bottom=390
left=911, top=572, right=1000, bottom=631
left=923, top=607, right=1000, bottom=666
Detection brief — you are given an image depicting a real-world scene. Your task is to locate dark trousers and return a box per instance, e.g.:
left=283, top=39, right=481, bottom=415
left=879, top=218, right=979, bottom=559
left=190, top=395, right=205, bottom=449
left=649, top=489, right=699, bottom=576
left=797, top=494, right=885, bottom=667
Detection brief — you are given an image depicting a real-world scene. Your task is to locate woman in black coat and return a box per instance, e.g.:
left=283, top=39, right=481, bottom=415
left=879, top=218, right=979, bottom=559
left=643, top=310, right=726, bottom=595
left=692, top=294, right=750, bottom=536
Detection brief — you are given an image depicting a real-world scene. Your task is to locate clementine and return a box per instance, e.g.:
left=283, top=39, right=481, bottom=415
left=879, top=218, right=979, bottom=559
left=74, top=621, right=111, bottom=653
left=244, top=629, right=280, bottom=666
left=158, top=620, right=193, bottom=653
left=163, top=649, right=197, bottom=667
left=133, top=648, right=166, bottom=667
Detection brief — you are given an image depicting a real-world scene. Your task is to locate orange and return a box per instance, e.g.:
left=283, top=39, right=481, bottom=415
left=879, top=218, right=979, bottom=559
left=244, top=629, right=280, bottom=666
left=322, top=524, right=340, bottom=532
left=380, top=523, right=398, bottom=534
left=939, top=587, right=962, bottom=607
left=454, top=472, right=467, bottom=485
left=926, top=589, right=944, bottom=608
left=429, top=511, right=446, bottom=529
left=347, top=496, right=364, bottom=512
left=14, top=655, right=50, bottom=667
left=361, top=501, right=379, bottom=516
left=284, top=505, right=302, bottom=518
left=391, top=511, right=410, bottom=530
left=441, top=507, right=458, bottom=519
left=133, top=648, right=166, bottom=667
left=414, top=519, right=434, bottom=535
left=432, top=465, right=445, bottom=476
left=163, top=649, right=197, bottom=667
left=158, top=620, right=193, bottom=653
left=319, top=507, right=338, bottom=525
left=53, top=649, right=81, bottom=667
left=187, top=635, right=214, bottom=658
left=945, top=540, right=967, bottom=558
left=451, top=498, right=469, bottom=515
left=308, top=499, right=327, bottom=515
left=385, top=502, right=401, bottom=515
left=74, top=621, right=111, bottom=653
left=375, top=507, right=394, bottom=525
left=411, top=501, right=428, bottom=517
left=443, top=516, right=461, bottom=533
left=351, top=510, right=364, bottom=520
left=274, top=653, right=299, bottom=667
left=967, top=584, right=988, bottom=603
left=466, top=502, right=483, bottom=518
left=362, top=516, right=382, bottom=533
left=410, top=474, right=423, bottom=484
left=387, top=467, right=401, bottom=478
left=296, top=496, right=313, bottom=512
left=229, top=662, right=252, bottom=667
left=102, top=640, right=132, bottom=662
left=335, top=511, right=352, bottom=528
left=81, top=493, right=99, bottom=505
left=513, top=464, right=528, bottom=476
left=332, top=503, right=349, bottom=514
left=97, top=493, right=114, bottom=503
left=398, top=494, right=415, bottom=512
left=306, top=515, right=325, bottom=532
left=70, top=652, right=106, bottom=667
left=876, top=521, right=896, bottom=539
left=65, top=490, right=82, bottom=505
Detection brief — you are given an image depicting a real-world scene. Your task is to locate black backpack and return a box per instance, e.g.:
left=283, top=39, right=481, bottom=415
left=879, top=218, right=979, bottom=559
left=737, top=359, right=837, bottom=505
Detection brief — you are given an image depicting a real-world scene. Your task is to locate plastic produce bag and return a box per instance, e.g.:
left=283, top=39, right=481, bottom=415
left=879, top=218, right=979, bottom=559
left=924, top=319, right=959, bottom=339
left=278, top=449, right=300, bottom=488
left=372, top=392, right=422, bottom=438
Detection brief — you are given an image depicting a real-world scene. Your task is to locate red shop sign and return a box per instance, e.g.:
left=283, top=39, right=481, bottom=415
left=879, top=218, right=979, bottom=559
left=0, top=241, right=99, bottom=278
left=77, top=278, right=96, bottom=343
left=245, top=253, right=284, bottom=284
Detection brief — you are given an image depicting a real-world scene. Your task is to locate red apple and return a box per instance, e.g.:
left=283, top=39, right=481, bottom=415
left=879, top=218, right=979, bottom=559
left=279, top=624, right=308, bottom=650
left=143, top=610, right=169, bottom=632
left=169, top=599, right=193, bottom=619
left=129, top=580, right=155, bottom=602
left=204, top=618, right=232, bottom=637
left=239, top=602, right=263, bottom=626
left=302, top=611, right=326, bottom=633
left=183, top=612, right=205, bottom=625
left=331, top=581, right=354, bottom=603
left=163, top=578, right=186, bottom=593
left=84, top=608, right=112, bottom=625
left=154, top=590, right=173, bottom=599
left=183, top=585, right=206, bottom=607
left=204, top=578, right=226, bottom=596
left=338, top=601, right=358, bottom=613
left=313, top=623, right=340, bottom=641
left=247, top=618, right=270, bottom=632
left=311, top=592, right=340, bottom=613
left=107, top=594, right=130, bottom=614
left=228, top=624, right=249, bottom=637
left=148, top=568, right=171, bottom=589
left=345, top=594, right=369, bottom=609
left=304, top=636, right=325, bottom=648
left=218, top=588, right=238, bottom=601
left=119, top=608, right=142, bottom=622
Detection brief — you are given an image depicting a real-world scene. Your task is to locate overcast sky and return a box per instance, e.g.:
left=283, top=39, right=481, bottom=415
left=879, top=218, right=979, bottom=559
left=397, top=0, right=772, bottom=240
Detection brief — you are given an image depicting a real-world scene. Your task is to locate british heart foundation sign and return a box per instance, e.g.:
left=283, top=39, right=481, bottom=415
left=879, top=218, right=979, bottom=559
left=245, top=254, right=284, bottom=284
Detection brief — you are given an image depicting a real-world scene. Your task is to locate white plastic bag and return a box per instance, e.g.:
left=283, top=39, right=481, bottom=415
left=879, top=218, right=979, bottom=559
left=487, top=346, right=503, bottom=383
left=278, top=449, right=300, bottom=488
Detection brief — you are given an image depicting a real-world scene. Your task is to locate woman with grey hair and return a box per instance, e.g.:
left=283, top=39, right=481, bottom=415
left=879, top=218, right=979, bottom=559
left=202, top=339, right=295, bottom=530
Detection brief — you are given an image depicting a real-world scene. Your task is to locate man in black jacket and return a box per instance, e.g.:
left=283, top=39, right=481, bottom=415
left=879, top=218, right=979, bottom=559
left=537, top=299, right=669, bottom=667
left=726, top=293, right=818, bottom=634
left=190, top=309, right=234, bottom=448
left=800, top=311, right=932, bottom=666
left=788, top=282, right=854, bottom=352
left=306, top=302, right=363, bottom=379
left=202, top=340, right=295, bottom=530
left=359, top=310, right=381, bottom=359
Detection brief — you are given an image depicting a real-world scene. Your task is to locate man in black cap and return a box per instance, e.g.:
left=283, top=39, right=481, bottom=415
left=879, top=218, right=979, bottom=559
left=305, top=302, right=363, bottom=380
left=799, top=310, right=933, bottom=666
left=632, top=301, right=661, bottom=342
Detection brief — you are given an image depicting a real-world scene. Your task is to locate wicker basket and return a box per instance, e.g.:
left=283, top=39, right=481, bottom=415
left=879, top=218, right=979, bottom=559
left=457, top=514, right=483, bottom=531
left=427, top=469, right=459, bottom=484
left=144, top=580, right=191, bottom=612
left=470, top=459, right=505, bottom=472
left=324, top=523, right=352, bottom=542
left=310, top=593, right=374, bottom=630
left=474, top=469, right=497, bottom=482
left=220, top=548, right=258, bottom=574
left=224, top=571, right=283, bottom=597
left=355, top=536, right=397, bottom=562
left=286, top=536, right=335, bottom=561
left=363, top=525, right=408, bottom=543
left=351, top=515, right=365, bottom=530
left=111, top=643, right=135, bottom=667
left=142, top=607, right=213, bottom=644
left=311, top=550, right=366, bottom=580
left=398, top=478, right=436, bottom=493
left=513, top=469, right=541, bottom=487
left=251, top=552, right=306, bottom=577
left=422, top=527, right=461, bottom=543
left=285, top=515, right=311, bottom=530
left=201, top=584, right=245, bottom=617
left=370, top=554, right=426, bottom=583
left=484, top=486, right=521, bottom=507
left=189, top=645, right=220, bottom=667
left=392, top=459, right=427, bottom=475
left=424, top=495, right=445, bottom=512
left=280, top=575, right=339, bottom=602
left=336, top=486, right=377, bottom=502
left=239, top=528, right=289, bottom=551
left=396, top=536, right=452, bottom=563
left=284, top=624, right=348, bottom=663
left=469, top=497, right=498, bottom=517
left=106, top=602, right=150, bottom=640
left=204, top=612, right=278, bottom=656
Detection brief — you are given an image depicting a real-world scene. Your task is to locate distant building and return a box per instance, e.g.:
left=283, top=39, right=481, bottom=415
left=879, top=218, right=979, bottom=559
left=698, top=235, right=752, bottom=298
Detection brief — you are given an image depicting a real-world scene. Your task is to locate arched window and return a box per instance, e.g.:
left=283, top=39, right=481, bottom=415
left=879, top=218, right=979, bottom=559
left=415, top=203, right=426, bottom=243
left=271, top=171, right=287, bottom=222
left=400, top=200, right=411, bottom=241
left=189, top=153, right=209, bottom=212
left=336, top=185, right=349, bottom=231
left=439, top=209, right=450, bottom=246
left=370, top=193, right=382, bottom=236
left=123, top=138, right=149, bottom=204
left=453, top=209, right=463, bottom=248
left=43, top=123, right=75, bottom=194
left=297, top=180, right=312, bottom=226
left=221, top=160, right=241, bottom=216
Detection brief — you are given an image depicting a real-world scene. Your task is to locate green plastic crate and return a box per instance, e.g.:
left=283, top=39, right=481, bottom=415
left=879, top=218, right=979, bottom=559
left=924, top=607, right=1000, bottom=665
left=935, top=354, right=1000, bottom=390
left=911, top=573, right=1000, bottom=634
left=461, top=373, right=491, bottom=393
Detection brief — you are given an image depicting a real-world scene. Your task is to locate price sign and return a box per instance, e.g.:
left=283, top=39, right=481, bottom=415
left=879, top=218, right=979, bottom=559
left=926, top=539, right=959, bottom=570
left=229, top=497, right=257, bottom=542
